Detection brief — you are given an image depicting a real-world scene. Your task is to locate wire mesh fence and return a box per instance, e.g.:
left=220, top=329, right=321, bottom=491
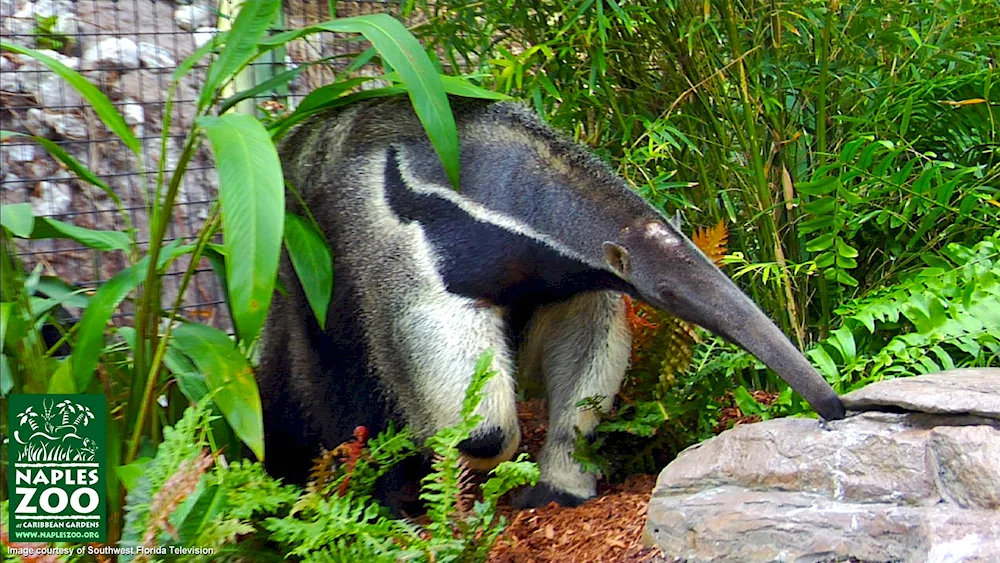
left=1, top=0, right=396, bottom=331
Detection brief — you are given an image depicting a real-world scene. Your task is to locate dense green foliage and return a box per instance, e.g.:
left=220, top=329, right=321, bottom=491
left=416, top=0, right=1000, bottom=474
left=117, top=354, right=535, bottom=563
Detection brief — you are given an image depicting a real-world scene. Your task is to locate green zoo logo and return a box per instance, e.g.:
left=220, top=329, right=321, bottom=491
left=7, top=394, right=107, bottom=542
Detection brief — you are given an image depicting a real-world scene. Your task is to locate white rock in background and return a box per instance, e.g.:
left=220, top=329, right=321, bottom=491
left=23, top=108, right=55, bottom=138
left=136, top=42, right=176, bottom=69
left=2, top=173, right=24, bottom=191
left=45, top=112, right=87, bottom=139
left=3, top=143, right=35, bottom=162
left=31, top=178, right=73, bottom=216
left=192, top=27, right=218, bottom=48
left=83, top=37, right=140, bottom=69
left=122, top=100, right=144, bottom=138
left=16, top=50, right=82, bottom=107
left=0, top=55, right=18, bottom=90
left=175, top=4, right=214, bottom=32
left=34, top=75, right=83, bottom=108
left=122, top=101, right=144, bottom=125
left=24, top=0, right=73, bottom=18
left=51, top=12, right=80, bottom=36
left=7, top=0, right=74, bottom=37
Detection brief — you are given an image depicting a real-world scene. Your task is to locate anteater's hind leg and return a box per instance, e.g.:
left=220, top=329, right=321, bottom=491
left=514, top=291, right=632, bottom=507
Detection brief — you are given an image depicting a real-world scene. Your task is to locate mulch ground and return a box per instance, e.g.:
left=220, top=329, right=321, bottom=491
left=486, top=391, right=777, bottom=562
left=486, top=400, right=664, bottom=563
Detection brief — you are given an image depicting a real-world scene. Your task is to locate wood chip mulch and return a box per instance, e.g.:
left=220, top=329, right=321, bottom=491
left=485, top=400, right=664, bottom=563
left=488, top=474, right=662, bottom=563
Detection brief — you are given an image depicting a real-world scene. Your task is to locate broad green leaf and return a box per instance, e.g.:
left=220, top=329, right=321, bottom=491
left=115, top=457, right=152, bottom=491
left=172, top=31, right=228, bottom=83
left=3, top=132, right=120, bottom=205
left=806, top=233, right=835, bottom=252
left=293, top=76, right=381, bottom=115
left=0, top=203, right=34, bottom=237
left=835, top=237, right=859, bottom=258
left=799, top=215, right=835, bottom=234
left=796, top=176, right=839, bottom=196
left=219, top=63, right=310, bottom=115
left=199, top=114, right=284, bottom=343
left=33, top=276, right=90, bottom=310
left=284, top=213, right=333, bottom=329
left=385, top=72, right=511, bottom=100
left=178, top=484, right=227, bottom=546
left=47, top=358, right=75, bottom=393
left=0, top=353, right=12, bottom=396
left=802, top=198, right=835, bottom=215
left=272, top=86, right=407, bottom=140
left=807, top=346, right=839, bottom=380
left=29, top=217, right=130, bottom=252
left=830, top=327, right=857, bottom=363
left=732, top=385, right=766, bottom=418
left=201, top=245, right=239, bottom=342
left=198, top=0, right=281, bottom=109
left=69, top=243, right=192, bottom=392
left=170, top=323, right=264, bottom=460
left=1, top=42, right=140, bottom=155
left=834, top=269, right=859, bottom=287
left=0, top=302, right=10, bottom=345
left=262, top=14, right=459, bottom=188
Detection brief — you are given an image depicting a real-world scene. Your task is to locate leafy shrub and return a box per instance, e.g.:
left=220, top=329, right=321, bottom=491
left=116, top=351, right=537, bottom=563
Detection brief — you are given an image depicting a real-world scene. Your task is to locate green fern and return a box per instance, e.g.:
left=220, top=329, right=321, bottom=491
left=809, top=232, right=1000, bottom=391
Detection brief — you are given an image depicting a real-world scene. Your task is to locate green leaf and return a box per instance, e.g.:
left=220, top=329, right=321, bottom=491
left=284, top=213, right=333, bottom=329
left=170, top=323, right=264, bottom=460
left=1, top=42, right=140, bottom=155
left=47, top=358, right=75, bottom=393
left=172, top=31, right=228, bottom=83
left=799, top=216, right=835, bottom=234
left=219, top=63, right=310, bottom=115
left=178, top=483, right=227, bottom=546
left=292, top=76, right=380, bottom=115
left=385, top=72, right=511, bottom=100
left=69, top=263, right=144, bottom=392
left=33, top=276, right=90, bottom=310
left=0, top=203, right=34, bottom=237
left=115, top=457, right=151, bottom=491
left=830, top=327, right=857, bottom=363
left=796, top=176, right=839, bottom=196
left=29, top=217, right=130, bottom=252
left=69, top=244, right=192, bottom=392
left=733, top=385, right=766, bottom=418
left=807, top=346, right=839, bottom=380
left=1, top=354, right=12, bottom=396
left=200, top=113, right=284, bottom=343
left=263, top=14, right=460, bottom=188
left=199, top=0, right=282, bottom=109
left=3, top=132, right=120, bottom=205
left=806, top=233, right=835, bottom=252
left=835, top=237, right=859, bottom=258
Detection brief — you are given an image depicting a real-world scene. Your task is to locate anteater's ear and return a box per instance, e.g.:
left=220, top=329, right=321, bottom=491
left=602, top=241, right=631, bottom=277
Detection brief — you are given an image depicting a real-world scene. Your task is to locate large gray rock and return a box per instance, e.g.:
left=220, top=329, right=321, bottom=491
left=842, top=369, right=1000, bottom=419
left=645, top=369, right=1000, bottom=562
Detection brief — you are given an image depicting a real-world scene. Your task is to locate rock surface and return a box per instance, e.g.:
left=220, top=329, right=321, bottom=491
left=842, top=369, right=1000, bottom=419
left=645, top=369, right=1000, bottom=562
